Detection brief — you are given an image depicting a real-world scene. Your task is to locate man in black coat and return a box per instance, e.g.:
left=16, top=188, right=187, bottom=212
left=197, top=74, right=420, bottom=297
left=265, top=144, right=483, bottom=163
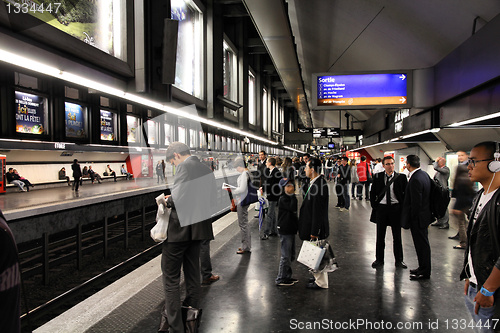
left=71, top=159, right=82, bottom=192
left=257, top=150, right=268, bottom=187
left=160, top=142, right=216, bottom=333
left=370, top=156, right=408, bottom=269
left=298, top=158, right=330, bottom=289
left=260, top=157, right=282, bottom=239
left=401, top=155, right=433, bottom=280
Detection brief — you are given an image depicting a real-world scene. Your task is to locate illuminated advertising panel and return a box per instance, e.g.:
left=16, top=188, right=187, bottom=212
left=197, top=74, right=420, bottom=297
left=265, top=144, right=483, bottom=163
left=15, top=91, right=47, bottom=135
left=313, top=72, right=411, bottom=110
left=65, top=102, right=86, bottom=138
left=147, top=120, right=157, bottom=144
left=126, top=115, right=139, bottom=143
left=100, top=110, right=115, bottom=141
left=3, top=0, right=127, bottom=60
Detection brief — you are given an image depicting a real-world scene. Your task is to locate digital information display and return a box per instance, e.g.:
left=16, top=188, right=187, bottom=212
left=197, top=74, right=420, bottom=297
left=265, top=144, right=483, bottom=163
left=316, top=73, right=408, bottom=107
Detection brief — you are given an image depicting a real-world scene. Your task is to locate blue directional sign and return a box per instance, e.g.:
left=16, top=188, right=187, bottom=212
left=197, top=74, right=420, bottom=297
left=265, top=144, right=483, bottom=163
left=314, top=73, right=409, bottom=108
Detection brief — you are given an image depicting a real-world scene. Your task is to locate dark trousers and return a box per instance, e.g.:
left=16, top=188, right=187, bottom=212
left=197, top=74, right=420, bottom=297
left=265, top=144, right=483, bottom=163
left=410, top=224, right=431, bottom=276
left=360, top=181, right=371, bottom=199
left=161, top=240, right=201, bottom=333
left=73, top=176, right=81, bottom=191
left=375, top=204, right=403, bottom=263
left=200, top=239, right=212, bottom=280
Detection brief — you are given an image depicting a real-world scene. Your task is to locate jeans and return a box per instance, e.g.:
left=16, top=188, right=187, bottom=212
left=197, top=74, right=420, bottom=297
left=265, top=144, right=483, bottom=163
left=264, top=200, right=278, bottom=235
left=465, top=285, right=497, bottom=333
left=360, top=181, right=371, bottom=199
left=341, top=184, right=350, bottom=209
left=276, top=234, right=296, bottom=283
left=10, top=180, right=25, bottom=191
left=237, top=204, right=251, bottom=251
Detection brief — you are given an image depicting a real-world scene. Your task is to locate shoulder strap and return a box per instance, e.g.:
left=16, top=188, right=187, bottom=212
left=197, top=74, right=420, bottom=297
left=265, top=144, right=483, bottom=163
left=487, top=190, right=500, bottom=258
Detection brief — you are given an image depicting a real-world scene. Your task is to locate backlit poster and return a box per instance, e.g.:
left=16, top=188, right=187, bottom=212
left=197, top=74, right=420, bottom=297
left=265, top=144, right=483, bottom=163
left=147, top=120, right=156, bottom=144
left=100, top=110, right=115, bottom=141
left=65, top=102, right=86, bottom=138
left=127, top=115, right=139, bottom=143
left=15, top=91, right=46, bottom=135
left=4, top=0, right=127, bottom=60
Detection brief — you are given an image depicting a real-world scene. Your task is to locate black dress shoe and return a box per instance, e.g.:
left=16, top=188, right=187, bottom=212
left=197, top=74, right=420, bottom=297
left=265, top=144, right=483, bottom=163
left=395, top=261, right=408, bottom=269
left=371, top=260, right=384, bottom=268
left=439, top=225, right=449, bottom=229
left=448, top=234, right=459, bottom=240
left=306, top=282, right=323, bottom=289
left=410, top=268, right=420, bottom=274
left=410, top=274, right=430, bottom=281
left=308, top=277, right=316, bottom=283
left=430, top=222, right=442, bottom=227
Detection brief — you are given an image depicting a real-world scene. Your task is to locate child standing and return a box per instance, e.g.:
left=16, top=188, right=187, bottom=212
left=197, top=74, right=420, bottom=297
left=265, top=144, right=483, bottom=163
left=275, top=178, right=299, bottom=286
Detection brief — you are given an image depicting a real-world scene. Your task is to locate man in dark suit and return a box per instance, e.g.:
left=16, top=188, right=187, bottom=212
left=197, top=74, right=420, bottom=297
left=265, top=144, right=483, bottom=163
left=160, top=142, right=216, bottom=333
left=257, top=150, right=268, bottom=187
left=71, top=159, right=82, bottom=192
left=401, top=155, right=434, bottom=280
left=298, top=158, right=330, bottom=289
left=370, top=156, right=408, bottom=269
left=260, top=157, right=282, bottom=239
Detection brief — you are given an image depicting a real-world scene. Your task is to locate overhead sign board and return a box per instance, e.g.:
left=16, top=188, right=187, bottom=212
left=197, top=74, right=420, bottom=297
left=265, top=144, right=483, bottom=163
left=312, top=72, right=411, bottom=110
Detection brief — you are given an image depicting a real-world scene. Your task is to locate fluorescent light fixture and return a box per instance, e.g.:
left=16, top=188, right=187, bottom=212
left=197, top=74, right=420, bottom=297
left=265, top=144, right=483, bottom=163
left=283, top=146, right=306, bottom=154
left=0, top=48, right=278, bottom=146
left=397, top=128, right=440, bottom=140
left=448, top=112, right=500, bottom=127
left=0, top=138, right=75, bottom=145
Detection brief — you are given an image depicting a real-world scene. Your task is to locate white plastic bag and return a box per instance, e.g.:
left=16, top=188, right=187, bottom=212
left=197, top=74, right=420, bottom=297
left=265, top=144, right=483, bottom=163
left=150, top=193, right=171, bottom=242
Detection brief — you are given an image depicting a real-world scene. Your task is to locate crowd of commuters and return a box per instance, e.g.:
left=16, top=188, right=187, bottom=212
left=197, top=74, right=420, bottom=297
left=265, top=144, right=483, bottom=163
left=4, top=140, right=500, bottom=333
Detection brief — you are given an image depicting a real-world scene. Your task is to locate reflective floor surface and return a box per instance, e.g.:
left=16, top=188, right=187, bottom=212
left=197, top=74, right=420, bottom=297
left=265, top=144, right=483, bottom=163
left=84, top=183, right=473, bottom=333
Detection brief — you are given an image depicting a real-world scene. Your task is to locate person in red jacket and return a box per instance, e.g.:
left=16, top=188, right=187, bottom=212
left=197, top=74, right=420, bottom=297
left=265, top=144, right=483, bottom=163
left=357, top=156, right=372, bottom=201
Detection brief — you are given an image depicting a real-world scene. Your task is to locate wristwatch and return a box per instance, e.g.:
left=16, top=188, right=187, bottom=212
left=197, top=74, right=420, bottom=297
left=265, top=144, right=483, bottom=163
left=480, top=286, right=495, bottom=297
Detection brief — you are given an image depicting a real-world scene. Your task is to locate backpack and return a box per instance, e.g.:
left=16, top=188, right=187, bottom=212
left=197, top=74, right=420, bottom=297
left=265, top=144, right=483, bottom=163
left=241, top=172, right=259, bottom=206
left=428, top=175, right=451, bottom=219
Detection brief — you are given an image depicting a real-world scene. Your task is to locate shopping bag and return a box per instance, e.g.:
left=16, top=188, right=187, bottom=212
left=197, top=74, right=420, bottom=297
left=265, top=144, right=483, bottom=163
left=297, top=240, right=327, bottom=271
left=317, top=240, right=339, bottom=273
left=150, top=193, right=170, bottom=242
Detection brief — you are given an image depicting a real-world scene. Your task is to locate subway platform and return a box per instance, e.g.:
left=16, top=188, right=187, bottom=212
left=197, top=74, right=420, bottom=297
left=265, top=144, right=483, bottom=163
left=35, top=186, right=473, bottom=333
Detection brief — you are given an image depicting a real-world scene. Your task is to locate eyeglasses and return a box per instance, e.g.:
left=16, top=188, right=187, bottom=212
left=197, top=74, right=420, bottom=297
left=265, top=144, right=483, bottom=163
left=467, top=158, right=493, bottom=168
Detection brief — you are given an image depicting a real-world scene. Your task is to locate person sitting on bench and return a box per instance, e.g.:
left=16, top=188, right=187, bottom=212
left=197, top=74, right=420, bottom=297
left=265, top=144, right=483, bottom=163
left=121, top=164, right=133, bottom=180
left=6, top=168, right=26, bottom=192
left=105, top=165, right=117, bottom=182
left=13, top=169, right=34, bottom=191
left=88, top=166, right=102, bottom=184
left=59, top=167, right=71, bottom=186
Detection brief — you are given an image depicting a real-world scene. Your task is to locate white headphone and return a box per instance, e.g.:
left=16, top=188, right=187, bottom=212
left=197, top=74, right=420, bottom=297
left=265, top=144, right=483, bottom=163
left=488, top=142, right=500, bottom=173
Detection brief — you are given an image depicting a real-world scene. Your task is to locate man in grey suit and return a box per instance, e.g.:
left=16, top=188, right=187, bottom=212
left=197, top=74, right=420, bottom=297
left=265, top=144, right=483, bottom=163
left=159, top=142, right=216, bottom=333
left=402, top=155, right=434, bottom=280
left=430, top=157, right=450, bottom=229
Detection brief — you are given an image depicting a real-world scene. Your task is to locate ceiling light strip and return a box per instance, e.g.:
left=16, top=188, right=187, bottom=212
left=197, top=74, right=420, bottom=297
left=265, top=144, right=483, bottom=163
left=448, top=111, right=500, bottom=127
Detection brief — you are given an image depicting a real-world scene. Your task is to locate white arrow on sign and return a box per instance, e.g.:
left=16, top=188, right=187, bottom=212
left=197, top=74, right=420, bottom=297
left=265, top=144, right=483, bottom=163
left=399, top=74, right=406, bottom=80
left=400, top=97, right=406, bottom=103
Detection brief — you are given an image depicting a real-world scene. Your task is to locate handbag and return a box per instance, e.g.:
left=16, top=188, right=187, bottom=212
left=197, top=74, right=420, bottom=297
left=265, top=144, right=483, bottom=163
left=158, top=305, right=202, bottom=333
left=297, top=240, right=327, bottom=271
left=240, top=172, right=258, bottom=206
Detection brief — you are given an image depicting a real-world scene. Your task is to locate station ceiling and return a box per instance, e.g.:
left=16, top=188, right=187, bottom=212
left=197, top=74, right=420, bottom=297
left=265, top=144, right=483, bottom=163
left=242, top=0, right=500, bottom=132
